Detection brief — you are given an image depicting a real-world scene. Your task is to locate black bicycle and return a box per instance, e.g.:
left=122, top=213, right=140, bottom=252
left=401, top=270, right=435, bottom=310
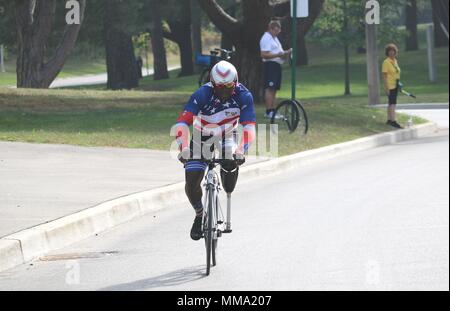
left=270, top=99, right=309, bottom=135
left=201, top=158, right=235, bottom=276
left=196, top=48, right=234, bottom=87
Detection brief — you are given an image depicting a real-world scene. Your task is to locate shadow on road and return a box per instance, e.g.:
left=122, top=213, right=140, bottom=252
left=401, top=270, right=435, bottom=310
left=98, top=265, right=206, bottom=291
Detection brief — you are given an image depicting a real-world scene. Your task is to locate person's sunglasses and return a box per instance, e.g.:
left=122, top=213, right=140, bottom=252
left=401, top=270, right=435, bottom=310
left=213, top=82, right=236, bottom=89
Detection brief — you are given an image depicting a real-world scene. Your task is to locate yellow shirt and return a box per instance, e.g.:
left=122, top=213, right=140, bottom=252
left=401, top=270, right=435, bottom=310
left=382, top=58, right=401, bottom=90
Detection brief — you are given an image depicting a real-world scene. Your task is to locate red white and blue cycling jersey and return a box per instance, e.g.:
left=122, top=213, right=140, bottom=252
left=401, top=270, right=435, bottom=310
left=176, top=82, right=256, bottom=133
left=174, top=83, right=257, bottom=171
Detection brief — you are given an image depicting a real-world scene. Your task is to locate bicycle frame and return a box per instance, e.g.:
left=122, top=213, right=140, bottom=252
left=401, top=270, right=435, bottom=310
left=202, top=161, right=226, bottom=236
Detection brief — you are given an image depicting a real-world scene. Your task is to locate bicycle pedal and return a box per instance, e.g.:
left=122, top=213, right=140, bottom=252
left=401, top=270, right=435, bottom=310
left=223, top=229, right=232, bottom=234
left=217, top=221, right=223, bottom=224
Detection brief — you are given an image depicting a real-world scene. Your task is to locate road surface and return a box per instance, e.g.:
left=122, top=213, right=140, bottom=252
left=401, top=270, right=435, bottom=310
left=0, top=126, right=447, bottom=290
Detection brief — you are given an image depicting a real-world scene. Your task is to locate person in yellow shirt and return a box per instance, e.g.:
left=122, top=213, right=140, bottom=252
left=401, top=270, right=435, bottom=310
left=382, top=44, right=403, bottom=129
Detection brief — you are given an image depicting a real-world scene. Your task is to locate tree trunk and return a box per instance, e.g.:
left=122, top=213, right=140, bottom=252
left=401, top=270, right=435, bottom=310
left=191, top=0, right=203, bottom=54
left=150, top=0, right=169, bottom=80
left=15, top=0, right=86, bottom=88
left=191, top=0, right=203, bottom=74
left=163, top=0, right=194, bottom=77
left=104, top=0, right=139, bottom=90
left=178, top=31, right=194, bottom=76
left=221, top=1, right=236, bottom=51
left=296, top=35, right=308, bottom=66
left=405, top=0, right=419, bottom=51
left=431, top=0, right=449, bottom=47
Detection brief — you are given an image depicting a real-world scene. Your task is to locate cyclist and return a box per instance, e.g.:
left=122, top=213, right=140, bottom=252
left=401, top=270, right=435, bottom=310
left=173, top=61, right=256, bottom=241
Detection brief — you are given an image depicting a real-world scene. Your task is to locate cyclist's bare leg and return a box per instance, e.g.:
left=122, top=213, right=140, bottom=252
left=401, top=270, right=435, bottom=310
left=185, top=170, right=205, bottom=216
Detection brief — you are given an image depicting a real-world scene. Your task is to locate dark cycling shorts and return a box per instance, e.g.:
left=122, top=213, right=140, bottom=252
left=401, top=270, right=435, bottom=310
left=264, top=61, right=282, bottom=90
left=184, top=131, right=238, bottom=172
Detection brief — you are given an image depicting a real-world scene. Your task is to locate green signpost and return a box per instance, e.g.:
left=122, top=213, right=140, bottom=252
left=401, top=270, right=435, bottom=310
left=291, top=0, right=298, bottom=100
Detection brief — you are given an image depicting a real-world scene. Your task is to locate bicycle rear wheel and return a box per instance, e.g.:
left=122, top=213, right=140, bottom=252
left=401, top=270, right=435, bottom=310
left=270, top=99, right=300, bottom=134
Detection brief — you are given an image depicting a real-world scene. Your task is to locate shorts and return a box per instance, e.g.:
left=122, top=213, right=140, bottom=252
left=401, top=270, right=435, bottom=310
left=184, top=131, right=238, bottom=172
left=388, top=87, right=399, bottom=105
left=264, top=61, right=282, bottom=90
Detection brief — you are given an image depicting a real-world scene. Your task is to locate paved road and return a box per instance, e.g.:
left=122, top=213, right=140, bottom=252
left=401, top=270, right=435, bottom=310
left=0, top=127, right=447, bottom=290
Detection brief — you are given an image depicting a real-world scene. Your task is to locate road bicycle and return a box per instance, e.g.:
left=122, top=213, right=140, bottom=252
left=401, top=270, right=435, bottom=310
left=196, top=48, right=234, bottom=87
left=201, top=158, right=236, bottom=276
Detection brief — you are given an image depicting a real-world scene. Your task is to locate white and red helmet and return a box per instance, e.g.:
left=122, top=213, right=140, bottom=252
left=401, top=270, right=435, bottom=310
left=210, top=60, right=238, bottom=87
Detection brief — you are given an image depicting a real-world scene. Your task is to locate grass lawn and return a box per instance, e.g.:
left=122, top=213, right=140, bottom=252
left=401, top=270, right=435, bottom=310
left=0, top=26, right=446, bottom=155
left=0, top=53, right=182, bottom=87
left=0, top=87, right=427, bottom=156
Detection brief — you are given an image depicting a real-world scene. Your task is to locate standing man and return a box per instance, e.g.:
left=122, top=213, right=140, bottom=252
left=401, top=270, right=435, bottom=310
left=260, top=20, right=292, bottom=119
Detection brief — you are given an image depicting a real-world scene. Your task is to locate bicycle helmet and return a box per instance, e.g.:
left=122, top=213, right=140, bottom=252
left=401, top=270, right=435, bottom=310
left=210, top=60, right=238, bottom=87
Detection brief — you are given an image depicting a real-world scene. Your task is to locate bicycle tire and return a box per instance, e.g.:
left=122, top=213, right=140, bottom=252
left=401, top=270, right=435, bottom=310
left=199, top=69, right=210, bottom=87
left=270, top=100, right=300, bottom=134
left=293, top=100, right=309, bottom=135
left=205, top=187, right=214, bottom=275
left=211, top=190, right=219, bottom=267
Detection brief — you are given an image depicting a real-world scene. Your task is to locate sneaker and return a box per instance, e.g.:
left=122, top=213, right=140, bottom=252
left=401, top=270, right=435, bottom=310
left=190, top=216, right=203, bottom=241
left=264, top=111, right=274, bottom=119
left=265, top=111, right=285, bottom=120
left=390, top=121, right=404, bottom=129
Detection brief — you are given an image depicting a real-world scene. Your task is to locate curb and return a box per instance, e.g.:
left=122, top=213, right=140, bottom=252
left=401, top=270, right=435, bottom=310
left=372, top=103, right=449, bottom=110
left=0, top=122, right=439, bottom=273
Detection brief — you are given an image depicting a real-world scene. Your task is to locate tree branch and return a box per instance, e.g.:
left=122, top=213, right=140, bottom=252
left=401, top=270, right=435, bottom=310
left=42, top=0, right=86, bottom=87
left=197, top=0, right=239, bottom=35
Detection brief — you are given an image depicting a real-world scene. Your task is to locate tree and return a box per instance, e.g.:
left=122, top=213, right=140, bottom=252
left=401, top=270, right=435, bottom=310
left=431, top=0, right=449, bottom=47
left=149, top=0, right=169, bottom=80
left=163, top=0, right=194, bottom=77
left=198, top=0, right=324, bottom=102
left=405, top=0, right=419, bottom=51
left=191, top=0, right=203, bottom=57
left=104, top=0, right=139, bottom=90
left=14, top=0, right=86, bottom=88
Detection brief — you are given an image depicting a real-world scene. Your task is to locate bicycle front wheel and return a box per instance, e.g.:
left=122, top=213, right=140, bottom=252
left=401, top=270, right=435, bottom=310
left=204, top=187, right=214, bottom=276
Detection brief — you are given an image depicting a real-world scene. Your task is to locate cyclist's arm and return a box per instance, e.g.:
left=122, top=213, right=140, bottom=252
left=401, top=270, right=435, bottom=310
left=237, top=92, right=257, bottom=154
left=237, top=122, right=256, bottom=155
left=174, top=92, right=202, bottom=150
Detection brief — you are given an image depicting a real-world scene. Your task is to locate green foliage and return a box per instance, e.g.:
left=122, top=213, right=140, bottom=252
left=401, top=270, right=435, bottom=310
left=308, top=0, right=425, bottom=49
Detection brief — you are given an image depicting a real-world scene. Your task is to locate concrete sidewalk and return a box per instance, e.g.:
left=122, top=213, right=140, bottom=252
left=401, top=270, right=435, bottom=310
left=0, top=141, right=267, bottom=238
